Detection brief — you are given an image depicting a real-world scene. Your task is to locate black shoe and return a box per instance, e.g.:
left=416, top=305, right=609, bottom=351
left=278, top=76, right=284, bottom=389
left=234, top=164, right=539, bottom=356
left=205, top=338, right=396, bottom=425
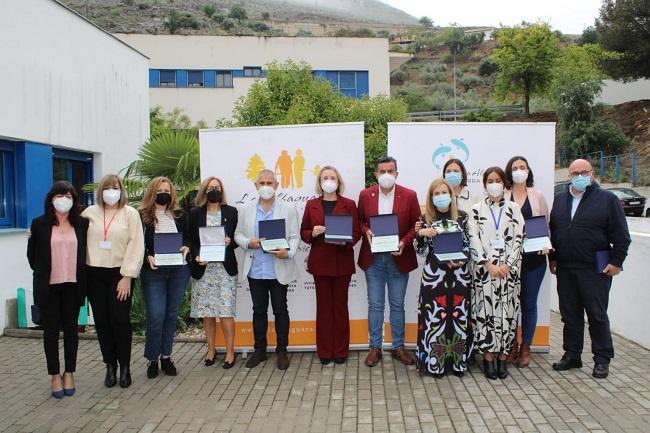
left=222, top=353, right=236, bottom=369
left=552, top=357, right=583, bottom=371
left=204, top=349, right=217, bottom=367
left=320, top=358, right=333, bottom=365
left=334, top=357, right=346, bottom=364
left=453, top=370, right=464, bottom=377
left=245, top=350, right=268, bottom=368
left=483, top=359, right=497, bottom=380
left=160, top=357, right=177, bottom=376
left=277, top=351, right=289, bottom=370
left=592, top=363, right=609, bottom=379
left=497, top=359, right=508, bottom=379
left=119, top=365, right=131, bottom=388
left=146, top=360, right=159, bottom=379
left=104, top=362, right=117, bottom=388
left=433, top=373, right=445, bottom=379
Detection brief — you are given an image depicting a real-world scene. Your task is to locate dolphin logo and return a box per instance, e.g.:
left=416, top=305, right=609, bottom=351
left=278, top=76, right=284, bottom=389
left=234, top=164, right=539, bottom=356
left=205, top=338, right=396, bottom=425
left=451, top=138, right=470, bottom=161
left=431, top=138, right=471, bottom=169
left=432, top=144, right=453, bottom=169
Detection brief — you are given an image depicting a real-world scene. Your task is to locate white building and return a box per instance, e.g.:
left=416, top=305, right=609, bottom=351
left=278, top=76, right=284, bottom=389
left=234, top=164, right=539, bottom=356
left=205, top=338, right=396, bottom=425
left=0, top=0, right=150, bottom=330
left=114, top=34, right=392, bottom=125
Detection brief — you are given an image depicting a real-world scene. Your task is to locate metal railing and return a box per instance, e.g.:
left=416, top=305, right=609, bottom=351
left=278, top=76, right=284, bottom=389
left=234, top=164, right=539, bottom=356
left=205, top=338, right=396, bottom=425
left=564, top=150, right=640, bottom=186
left=408, top=105, right=524, bottom=121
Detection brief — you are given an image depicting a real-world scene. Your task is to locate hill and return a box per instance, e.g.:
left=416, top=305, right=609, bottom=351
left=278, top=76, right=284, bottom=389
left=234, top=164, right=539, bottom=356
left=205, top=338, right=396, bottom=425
left=60, top=0, right=418, bottom=35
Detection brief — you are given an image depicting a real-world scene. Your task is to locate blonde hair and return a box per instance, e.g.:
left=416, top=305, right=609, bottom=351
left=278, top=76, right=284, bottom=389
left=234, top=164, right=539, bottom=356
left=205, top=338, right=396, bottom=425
left=195, top=176, right=227, bottom=207
left=96, top=174, right=127, bottom=209
left=424, top=179, right=458, bottom=224
left=315, top=165, right=345, bottom=195
left=138, top=176, right=180, bottom=225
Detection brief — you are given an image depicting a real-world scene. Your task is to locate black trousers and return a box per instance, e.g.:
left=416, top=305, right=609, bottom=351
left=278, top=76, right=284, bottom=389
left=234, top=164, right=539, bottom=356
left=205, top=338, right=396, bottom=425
left=248, top=278, right=289, bottom=352
left=41, top=283, right=80, bottom=375
left=557, top=266, right=614, bottom=364
left=87, top=266, right=133, bottom=367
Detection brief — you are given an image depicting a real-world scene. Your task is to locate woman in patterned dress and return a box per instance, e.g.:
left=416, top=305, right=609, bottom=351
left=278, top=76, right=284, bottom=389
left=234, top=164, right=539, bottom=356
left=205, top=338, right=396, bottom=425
left=188, top=177, right=239, bottom=369
left=468, top=167, right=524, bottom=380
left=415, top=179, right=472, bottom=377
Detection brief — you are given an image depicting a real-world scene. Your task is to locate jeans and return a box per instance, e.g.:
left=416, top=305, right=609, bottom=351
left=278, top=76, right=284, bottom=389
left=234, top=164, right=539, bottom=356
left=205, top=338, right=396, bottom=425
left=41, top=283, right=80, bottom=375
left=364, top=253, right=409, bottom=349
left=248, top=278, right=290, bottom=352
left=520, top=262, right=547, bottom=345
left=140, top=264, right=191, bottom=361
left=557, top=266, right=614, bottom=364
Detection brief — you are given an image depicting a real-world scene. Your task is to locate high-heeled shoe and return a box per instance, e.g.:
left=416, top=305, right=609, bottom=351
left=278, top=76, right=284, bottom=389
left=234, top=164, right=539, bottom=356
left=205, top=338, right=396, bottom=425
left=204, top=349, right=218, bottom=367
left=222, top=353, right=236, bottom=369
left=119, top=365, right=132, bottom=388
left=483, top=358, right=497, bottom=380
left=497, top=359, right=508, bottom=379
left=104, top=362, right=117, bottom=388
left=63, top=373, right=75, bottom=396
left=51, top=389, right=64, bottom=399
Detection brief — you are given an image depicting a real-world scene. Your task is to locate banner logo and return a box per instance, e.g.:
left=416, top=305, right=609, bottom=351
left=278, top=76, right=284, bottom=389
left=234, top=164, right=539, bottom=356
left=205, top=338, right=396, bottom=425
left=245, top=149, right=321, bottom=189
left=431, top=138, right=470, bottom=169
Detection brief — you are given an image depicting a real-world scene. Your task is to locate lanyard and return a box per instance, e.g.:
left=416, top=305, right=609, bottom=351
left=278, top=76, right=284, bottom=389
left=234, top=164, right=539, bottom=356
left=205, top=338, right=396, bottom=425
left=489, top=205, right=504, bottom=231
left=103, top=207, right=119, bottom=241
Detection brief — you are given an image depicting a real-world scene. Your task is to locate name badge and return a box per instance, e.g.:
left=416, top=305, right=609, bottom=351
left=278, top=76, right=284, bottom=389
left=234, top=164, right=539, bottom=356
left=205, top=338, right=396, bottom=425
left=490, top=238, right=505, bottom=250
left=99, top=240, right=112, bottom=250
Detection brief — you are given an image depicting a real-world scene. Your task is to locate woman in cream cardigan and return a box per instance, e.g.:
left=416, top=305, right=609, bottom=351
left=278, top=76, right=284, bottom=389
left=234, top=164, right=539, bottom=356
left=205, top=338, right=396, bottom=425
left=504, top=156, right=550, bottom=368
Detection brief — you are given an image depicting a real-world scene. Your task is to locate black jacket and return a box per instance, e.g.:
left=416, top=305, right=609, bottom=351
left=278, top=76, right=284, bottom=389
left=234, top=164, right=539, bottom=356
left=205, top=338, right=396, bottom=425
left=188, top=205, right=239, bottom=278
left=549, top=183, right=631, bottom=269
left=142, top=210, right=191, bottom=270
left=27, top=215, right=89, bottom=307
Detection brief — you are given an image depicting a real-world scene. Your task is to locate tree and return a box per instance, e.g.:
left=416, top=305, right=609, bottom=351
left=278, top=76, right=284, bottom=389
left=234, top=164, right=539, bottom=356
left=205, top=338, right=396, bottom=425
left=202, top=4, right=216, bottom=18
left=491, top=23, right=560, bottom=115
left=228, top=4, right=247, bottom=23
left=578, top=26, right=599, bottom=45
left=596, top=0, right=650, bottom=80
left=246, top=154, right=266, bottom=181
left=261, top=11, right=270, bottom=20
left=164, top=10, right=199, bottom=34
left=233, top=61, right=408, bottom=185
left=419, top=16, right=433, bottom=28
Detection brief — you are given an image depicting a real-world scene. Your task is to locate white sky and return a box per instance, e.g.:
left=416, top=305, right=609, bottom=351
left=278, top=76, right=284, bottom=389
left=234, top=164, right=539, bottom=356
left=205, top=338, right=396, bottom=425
left=381, top=0, right=603, bottom=34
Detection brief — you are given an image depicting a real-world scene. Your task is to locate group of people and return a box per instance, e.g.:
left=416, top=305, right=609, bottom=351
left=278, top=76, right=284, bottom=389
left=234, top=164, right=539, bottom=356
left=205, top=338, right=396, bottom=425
left=27, top=154, right=631, bottom=399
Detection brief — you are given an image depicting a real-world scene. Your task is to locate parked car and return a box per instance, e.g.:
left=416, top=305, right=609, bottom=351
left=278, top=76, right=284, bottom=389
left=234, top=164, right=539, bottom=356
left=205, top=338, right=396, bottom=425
left=607, top=188, right=647, bottom=217
left=554, top=181, right=570, bottom=195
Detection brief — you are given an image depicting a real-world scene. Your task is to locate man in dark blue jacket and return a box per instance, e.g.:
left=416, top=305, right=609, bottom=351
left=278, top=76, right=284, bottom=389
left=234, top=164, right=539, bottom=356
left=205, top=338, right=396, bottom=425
left=549, top=159, right=631, bottom=379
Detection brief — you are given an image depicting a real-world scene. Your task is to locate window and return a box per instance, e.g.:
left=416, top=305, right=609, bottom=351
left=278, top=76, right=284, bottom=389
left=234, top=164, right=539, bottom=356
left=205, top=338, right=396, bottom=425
left=244, top=66, right=262, bottom=77
left=216, top=71, right=233, bottom=88
left=52, top=149, right=94, bottom=207
left=160, top=70, right=176, bottom=87
left=316, top=70, right=368, bottom=99
left=188, top=70, right=204, bottom=87
left=0, top=146, right=15, bottom=228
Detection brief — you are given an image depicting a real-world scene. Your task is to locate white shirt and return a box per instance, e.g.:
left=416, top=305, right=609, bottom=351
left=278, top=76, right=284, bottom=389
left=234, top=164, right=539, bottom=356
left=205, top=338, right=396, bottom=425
left=570, top=188, right=583, bottom=219
left=378, top=187, right=395, bottom=215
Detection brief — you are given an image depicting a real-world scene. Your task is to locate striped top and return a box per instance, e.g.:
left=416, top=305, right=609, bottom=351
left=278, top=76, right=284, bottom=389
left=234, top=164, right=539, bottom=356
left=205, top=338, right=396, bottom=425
left=155, top=210, right=178, bottom=233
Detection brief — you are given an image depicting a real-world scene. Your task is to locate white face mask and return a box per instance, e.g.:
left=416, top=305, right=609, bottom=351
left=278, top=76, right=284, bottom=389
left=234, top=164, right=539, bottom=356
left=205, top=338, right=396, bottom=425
left=486, top=182, right=504, bottom=198
left=321, top=180, right=338, bottom=194
left=53, top=197, right=73, bottom=214
left=512, top=169, right=529, bottom=185
left=378, top=173, right=396, bottom=189
left=102, top=189, right=121, bottom=206
left=258, top=185, right=276, bottom=200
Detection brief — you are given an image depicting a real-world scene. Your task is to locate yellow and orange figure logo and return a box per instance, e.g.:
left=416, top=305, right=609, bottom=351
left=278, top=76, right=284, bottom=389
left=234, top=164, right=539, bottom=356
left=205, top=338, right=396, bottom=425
left=245, top=149, right=319, bottom=190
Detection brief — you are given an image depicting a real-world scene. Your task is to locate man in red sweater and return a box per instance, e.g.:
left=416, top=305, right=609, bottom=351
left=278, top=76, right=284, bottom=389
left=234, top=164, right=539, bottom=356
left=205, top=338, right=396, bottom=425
left=357, top=157, right=421, bottom=367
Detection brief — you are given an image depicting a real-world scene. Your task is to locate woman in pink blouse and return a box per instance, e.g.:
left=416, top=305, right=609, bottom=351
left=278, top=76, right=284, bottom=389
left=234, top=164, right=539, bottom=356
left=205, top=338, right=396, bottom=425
left=27, top=181, right=89, bottom=398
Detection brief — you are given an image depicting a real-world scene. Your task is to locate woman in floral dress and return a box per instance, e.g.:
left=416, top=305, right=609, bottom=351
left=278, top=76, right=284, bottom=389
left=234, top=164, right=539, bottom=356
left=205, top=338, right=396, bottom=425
left=415, top=179, right=472, bottom=377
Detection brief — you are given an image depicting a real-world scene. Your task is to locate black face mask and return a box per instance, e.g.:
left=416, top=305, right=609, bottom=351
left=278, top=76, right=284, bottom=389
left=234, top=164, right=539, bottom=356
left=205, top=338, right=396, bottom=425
left=155, top=192, right=172, bottom=206
left=207, top=190, right=222, bottom=203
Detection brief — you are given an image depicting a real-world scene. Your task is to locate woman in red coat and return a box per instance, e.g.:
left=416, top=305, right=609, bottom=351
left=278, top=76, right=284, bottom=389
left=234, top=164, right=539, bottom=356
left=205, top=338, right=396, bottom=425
left=301, top=166, right=360, bottom=364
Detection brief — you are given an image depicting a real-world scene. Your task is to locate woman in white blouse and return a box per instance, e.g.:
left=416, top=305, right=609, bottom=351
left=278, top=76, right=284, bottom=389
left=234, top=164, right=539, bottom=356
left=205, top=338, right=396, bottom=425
left=442, top=158, right=481, bottom=215
left=468, top=167, right=524, bottom=380
left=138, top=177, right=191, bottom=380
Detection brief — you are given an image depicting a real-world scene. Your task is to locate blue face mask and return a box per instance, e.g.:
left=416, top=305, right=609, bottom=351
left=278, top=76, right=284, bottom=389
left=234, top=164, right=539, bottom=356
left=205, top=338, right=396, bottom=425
left=432, top=194, right=452, bottom=210
left=571, top=175, right=591, bottom=192
left=445, top=171, right=462, bottom=187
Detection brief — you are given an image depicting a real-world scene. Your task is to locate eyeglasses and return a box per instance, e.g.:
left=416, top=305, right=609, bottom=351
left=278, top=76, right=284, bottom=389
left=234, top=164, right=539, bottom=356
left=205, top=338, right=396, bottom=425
left=570, top=170, right=592, bottom=178
left=207, top=187, right=221, bottom=192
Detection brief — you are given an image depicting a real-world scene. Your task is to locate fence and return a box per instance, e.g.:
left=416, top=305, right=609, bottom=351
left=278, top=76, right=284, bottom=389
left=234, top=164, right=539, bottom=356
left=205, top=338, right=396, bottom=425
left=408, top=105, right=524, bottom=121
left=576, top=151, right=641, bottom=186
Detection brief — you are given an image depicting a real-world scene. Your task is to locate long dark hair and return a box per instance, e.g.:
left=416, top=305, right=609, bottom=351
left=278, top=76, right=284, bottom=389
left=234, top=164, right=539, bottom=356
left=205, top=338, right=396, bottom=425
left=44, top=181, right=83, bottom=226
left=504, top=155, right=535, bottom=188
left=443, top=158, right=468, bottom=187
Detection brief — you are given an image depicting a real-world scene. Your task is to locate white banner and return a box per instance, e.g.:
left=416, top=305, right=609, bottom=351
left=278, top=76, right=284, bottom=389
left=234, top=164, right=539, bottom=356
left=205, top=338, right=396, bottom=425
left=388, top=122, right=556, bottom=350
left=199, top=122, right=366, bottom=349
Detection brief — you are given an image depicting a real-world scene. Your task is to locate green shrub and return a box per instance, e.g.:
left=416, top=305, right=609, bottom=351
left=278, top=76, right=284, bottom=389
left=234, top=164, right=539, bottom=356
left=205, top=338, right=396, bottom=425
left=462, top=107, right=503, bottom=121
left=211, top=12, right=225, bottom=23
left=248, top=21, right=270, bottom=32
left=221, top=18, right=234, bottom=30
left=202, top=4, right=216, bottom=17
left=395, top=84, right=432, bottom=112
left=390, top=68, right=408, bottom=84
left=478, top=58, right=498, bottom=76
left=421, top=71, right=446, bottom=84
left=459, top=75, right=481, bottom=91
left=430, top=82, right=454, bottom=96
left=228, top=5, right=247, bottom=22
left=558, top=119, right=630, bottom=158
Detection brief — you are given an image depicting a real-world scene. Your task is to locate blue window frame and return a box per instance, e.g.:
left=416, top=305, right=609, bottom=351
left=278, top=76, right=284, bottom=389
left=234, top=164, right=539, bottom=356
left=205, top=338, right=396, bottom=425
left=160, top=70, right=176, bottom=87
left=244, top=66, right=262, bottom=77
left=216, top=71, right=233, bottom=88
left=0, top=143, right=15, bottom=228
left=188, top=70, right=204, bottom=87
left=52, top=149, right=94, bottom=207
left=315, top=70, right=368, bottom=98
